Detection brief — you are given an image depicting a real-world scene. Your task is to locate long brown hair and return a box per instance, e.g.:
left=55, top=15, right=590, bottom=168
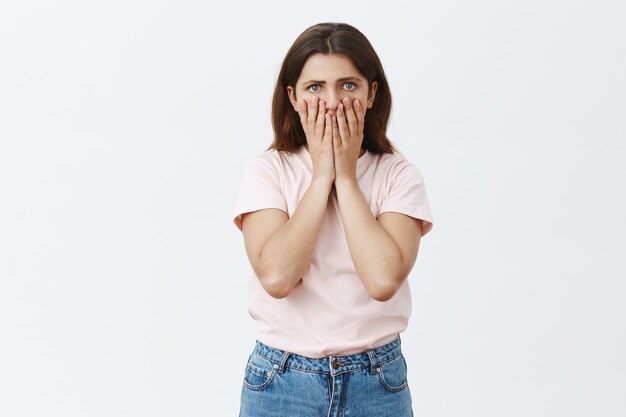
left=268, top=22, right=398, bottom=154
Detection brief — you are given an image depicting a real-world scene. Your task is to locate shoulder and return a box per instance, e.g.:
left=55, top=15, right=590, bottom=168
left=244, top=149, right=282, bottom=167
left=374, top=151, right=410, bottom=166
left=240, top=149, right=288, bottom=178
left=243, top=149, right=298, bottom=171
left=370, top=151, right=424, bottom=180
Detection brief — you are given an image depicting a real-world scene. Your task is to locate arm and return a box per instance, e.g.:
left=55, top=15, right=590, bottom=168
left=334, top=179, right=422, bottom=301
left=331, top=97, right=422, bottom=301
left=241, top=178, right=333, bottom=299
left=240, top=97, right=336, bottom=299
left=241, top=96, right=336, bottom=299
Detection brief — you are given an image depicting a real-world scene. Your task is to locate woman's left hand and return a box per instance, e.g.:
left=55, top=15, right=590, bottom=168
left=332, top=97, right=365, bottom=183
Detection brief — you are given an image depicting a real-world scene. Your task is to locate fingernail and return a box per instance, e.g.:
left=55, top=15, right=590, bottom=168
left=338, top=104, right=343, bottom=112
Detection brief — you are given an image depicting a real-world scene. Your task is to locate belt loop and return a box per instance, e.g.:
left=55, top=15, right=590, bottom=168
left=277, top=350, right=291, bottom=374
left=366, top=349, right=378, bottom=375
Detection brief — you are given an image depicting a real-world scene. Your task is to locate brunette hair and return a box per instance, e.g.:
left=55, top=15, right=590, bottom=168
left=268, top=22, right=398, bottom=154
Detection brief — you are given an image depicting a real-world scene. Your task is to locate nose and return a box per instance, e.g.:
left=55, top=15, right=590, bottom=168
left=323, top=91, right=343, bottom=115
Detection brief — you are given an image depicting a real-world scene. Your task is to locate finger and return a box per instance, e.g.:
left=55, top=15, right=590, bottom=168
left=343, top=98, right=357, bottom=137
left=354, top=99, right=365, bottom=133
left=323, top=113, right=332, bottom=143
left=297, top=99, right=307, bottom=125
left=307, top=96, right=319, bottom=129
left=336, top=103, right=349, bottom=144
left=315, top=100, right=326, bottom=136
left=332, top=115, right=340, bottom=151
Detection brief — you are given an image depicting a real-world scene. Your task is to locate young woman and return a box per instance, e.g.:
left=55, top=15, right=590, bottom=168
left=233, top=22, right=433, bottom=416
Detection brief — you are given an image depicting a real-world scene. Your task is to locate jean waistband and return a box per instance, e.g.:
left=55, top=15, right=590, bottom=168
left=252, top=335, right=403, bottom=376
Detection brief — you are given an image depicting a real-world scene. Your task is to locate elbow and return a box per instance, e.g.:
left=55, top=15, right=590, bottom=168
left=251, top=257, right=300, bottom=299
left=366, top=274, right=405, bottom=302
left=257, top=273, right=295, bottom=299
left=369, top=286, right=397, bottom=302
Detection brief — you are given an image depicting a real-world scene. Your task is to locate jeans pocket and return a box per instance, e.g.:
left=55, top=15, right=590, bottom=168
left=243, top=352, right=277, bottom=391
left=377, top=354, right=408, bottom=393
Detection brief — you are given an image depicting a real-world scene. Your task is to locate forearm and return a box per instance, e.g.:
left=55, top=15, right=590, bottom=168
left=334, top=178, right=405, bottom=301
left=257, top=179, right=333, bottom=297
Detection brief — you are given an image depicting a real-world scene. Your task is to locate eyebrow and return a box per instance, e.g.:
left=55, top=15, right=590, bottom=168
left=302, top=76, right=363, bottom=85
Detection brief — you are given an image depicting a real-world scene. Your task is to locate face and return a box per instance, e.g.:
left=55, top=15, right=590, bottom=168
left=287, top=53, right=378, bottom=117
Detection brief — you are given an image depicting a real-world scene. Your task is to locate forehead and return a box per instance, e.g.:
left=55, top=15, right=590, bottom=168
left=297, top=53, right=364, bottom=82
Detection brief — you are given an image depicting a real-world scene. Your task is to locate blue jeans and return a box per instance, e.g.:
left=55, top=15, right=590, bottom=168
left=238, top=335, right=413, bottom=417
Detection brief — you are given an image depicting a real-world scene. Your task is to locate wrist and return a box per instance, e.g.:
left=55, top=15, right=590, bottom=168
left=310, top=176, right=334, bottom=192
left=333, top=176, right=359, bottom=190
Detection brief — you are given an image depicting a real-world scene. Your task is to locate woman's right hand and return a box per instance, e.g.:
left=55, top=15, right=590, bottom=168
left=297, top=97, right=335, bottom=185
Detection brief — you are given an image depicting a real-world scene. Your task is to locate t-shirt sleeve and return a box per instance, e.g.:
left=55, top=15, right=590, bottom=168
left=378, top=159, right=433, bottom=236
left=232, top=154, right=288, bottom=232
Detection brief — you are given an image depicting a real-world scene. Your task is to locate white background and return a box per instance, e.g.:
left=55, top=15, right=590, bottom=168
left=1, top=0, right=625, bottom=416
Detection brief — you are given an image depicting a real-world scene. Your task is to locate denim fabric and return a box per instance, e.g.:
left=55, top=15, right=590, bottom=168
left=238, top=335, right=413, bottom=417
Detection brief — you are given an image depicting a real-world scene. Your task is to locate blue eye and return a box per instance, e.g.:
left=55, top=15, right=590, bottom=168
left=308, top=85, right=321, bottom=92
left=344, top=82, right=356, bottom=90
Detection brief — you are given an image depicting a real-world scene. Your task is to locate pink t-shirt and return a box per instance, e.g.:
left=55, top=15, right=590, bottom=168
left=233, top=145, right=433, bottom=358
